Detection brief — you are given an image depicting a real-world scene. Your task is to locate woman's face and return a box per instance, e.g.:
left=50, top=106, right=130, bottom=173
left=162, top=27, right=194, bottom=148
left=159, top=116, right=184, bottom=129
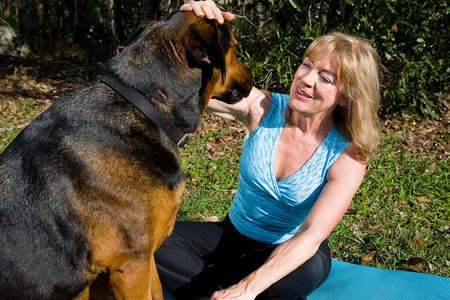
left=289, top=56, right=344, bottom=120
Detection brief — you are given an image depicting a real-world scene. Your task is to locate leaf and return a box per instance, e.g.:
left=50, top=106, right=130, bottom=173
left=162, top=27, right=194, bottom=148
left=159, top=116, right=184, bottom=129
left=367, top=225, right=381, bottom=233
left=411, top=236, right=427, bottom=248
left=406, top=265, right=423, bottom=272
left=417, top=196, right=431, bottom=202
left=406, top=257, right=424, bottom=266
left=206, top=216, right=219, bottom=222
left=289, top=0, right=301, bottom=12
left=361, top=251, right=376, bottom=263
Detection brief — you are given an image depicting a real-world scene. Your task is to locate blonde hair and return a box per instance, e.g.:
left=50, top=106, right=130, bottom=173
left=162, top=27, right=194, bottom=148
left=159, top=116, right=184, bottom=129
left=285, top=32, right=381, bottom=163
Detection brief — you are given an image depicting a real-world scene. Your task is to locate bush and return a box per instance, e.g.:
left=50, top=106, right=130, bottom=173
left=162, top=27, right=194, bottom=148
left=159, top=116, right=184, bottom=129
left=1, top=0, right=447, bottom=117
left=223, top=0, right=448, bottom=118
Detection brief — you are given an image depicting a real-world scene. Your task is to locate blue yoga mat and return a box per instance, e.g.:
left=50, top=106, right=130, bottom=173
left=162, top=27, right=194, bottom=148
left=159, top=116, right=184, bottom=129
left=162, top=259, right=449, bottom=299
left=309, top=260, right=449, bottom=299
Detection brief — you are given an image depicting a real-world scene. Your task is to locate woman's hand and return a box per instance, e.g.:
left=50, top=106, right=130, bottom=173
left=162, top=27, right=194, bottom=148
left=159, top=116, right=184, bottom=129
left=210, top=282, right=257, bottom=300
left=180, top=0, right=235, bottom=24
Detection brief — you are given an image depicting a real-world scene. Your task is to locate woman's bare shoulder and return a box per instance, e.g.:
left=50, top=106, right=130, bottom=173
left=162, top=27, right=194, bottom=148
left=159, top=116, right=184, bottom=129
left=247, top=88, right=272, bottom=132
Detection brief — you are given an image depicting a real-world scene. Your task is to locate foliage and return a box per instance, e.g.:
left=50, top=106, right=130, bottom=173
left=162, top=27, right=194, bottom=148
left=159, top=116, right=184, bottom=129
left=0, top=0, right=183, bottom=60
left=224, top=0, right=448, bottom=118
left=370, top=0, right=449, bottom=118
left=1, top=0, right=447, bottom=116
left=333, top=0, right=449, bottom=118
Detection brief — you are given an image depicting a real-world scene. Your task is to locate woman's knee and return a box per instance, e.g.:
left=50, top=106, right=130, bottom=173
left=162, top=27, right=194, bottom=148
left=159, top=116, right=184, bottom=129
left=257, top=245, right=331, bottom=299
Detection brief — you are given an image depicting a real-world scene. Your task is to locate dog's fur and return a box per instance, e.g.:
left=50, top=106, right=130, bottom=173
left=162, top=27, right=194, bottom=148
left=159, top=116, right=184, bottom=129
left=0, top=11, right=252, bottom=299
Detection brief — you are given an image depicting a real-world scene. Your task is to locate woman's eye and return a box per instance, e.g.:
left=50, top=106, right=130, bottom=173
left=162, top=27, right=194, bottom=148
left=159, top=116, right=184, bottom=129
left=321, top=73, right=335, bottom=84
left=302, top=61, right=312, bottom=69
left=321, top=75, right=332, bottom=83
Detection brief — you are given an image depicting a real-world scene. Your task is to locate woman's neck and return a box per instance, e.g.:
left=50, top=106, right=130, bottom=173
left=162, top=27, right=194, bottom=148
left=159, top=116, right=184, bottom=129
left=288, top=112, right=334, bottom=139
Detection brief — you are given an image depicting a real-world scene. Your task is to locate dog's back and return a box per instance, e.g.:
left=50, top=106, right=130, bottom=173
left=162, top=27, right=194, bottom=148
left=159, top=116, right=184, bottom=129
left=0, top=88, right=99, bottom=298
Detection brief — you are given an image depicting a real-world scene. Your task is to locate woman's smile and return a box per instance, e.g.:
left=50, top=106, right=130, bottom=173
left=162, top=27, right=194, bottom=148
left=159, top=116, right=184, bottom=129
left=296, top=87, right=313, bottom=100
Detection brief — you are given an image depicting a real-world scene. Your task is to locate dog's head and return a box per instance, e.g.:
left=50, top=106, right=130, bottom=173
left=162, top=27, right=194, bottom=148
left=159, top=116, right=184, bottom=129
left=181, top=13, right=253, bottom=107
left=103, top=11, right=252, bottom=132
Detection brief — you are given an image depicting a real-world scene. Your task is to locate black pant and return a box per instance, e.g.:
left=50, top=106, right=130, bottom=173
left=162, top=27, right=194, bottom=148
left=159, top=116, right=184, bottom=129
left=155, top=216, right=331, bottom=300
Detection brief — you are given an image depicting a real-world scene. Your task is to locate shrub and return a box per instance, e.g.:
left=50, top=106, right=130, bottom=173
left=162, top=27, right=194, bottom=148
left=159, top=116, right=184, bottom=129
left=224, top=0, right=448, bottom=118
left=1, top=0, right=446, bottom=117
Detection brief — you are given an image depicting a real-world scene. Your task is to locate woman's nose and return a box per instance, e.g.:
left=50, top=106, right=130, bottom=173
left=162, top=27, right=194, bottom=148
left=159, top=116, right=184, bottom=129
left=301, top=70, right=316, bottom=87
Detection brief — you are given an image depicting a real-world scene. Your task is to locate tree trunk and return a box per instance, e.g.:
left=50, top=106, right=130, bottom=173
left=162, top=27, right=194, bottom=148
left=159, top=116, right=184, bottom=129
left=18, top=0, right=37, bottom=50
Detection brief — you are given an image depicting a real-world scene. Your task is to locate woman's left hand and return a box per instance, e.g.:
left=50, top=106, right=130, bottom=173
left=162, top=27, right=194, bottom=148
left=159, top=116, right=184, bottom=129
left=210, top=283, right=257, bottom=300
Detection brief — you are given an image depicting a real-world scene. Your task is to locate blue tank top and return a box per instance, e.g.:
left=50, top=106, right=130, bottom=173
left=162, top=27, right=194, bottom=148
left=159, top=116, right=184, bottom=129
left=229, top=93, right=351, bottom=244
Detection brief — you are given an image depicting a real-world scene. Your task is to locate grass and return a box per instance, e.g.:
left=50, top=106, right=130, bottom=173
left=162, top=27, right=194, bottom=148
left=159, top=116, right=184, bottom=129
left=177, top=121, right=243, bottom=222
left=0, top=95, right=51, bottom=155
left=330, top=129, right=449, bottom=275
left=177, top=117, right=449, bottom=277
left=1, top=59, right=448, bottom=278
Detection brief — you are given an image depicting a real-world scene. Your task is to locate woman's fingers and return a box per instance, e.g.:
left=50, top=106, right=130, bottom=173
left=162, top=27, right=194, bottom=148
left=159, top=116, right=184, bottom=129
left=180, top=1, right=234, bottom=24
left=179, top=3, right=194, bottom=12
left=221, top=11, right=235, bottom=22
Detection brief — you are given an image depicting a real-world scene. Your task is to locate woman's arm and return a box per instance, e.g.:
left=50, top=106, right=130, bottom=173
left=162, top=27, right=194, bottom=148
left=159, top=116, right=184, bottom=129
left=210, top=146, right=367, bottom=299
left=207, top=87, right=271, bottom=135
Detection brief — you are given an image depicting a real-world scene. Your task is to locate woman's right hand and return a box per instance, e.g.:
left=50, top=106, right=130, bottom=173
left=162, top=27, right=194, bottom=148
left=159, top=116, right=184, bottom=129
left=180, top=0, right=235, bottom=24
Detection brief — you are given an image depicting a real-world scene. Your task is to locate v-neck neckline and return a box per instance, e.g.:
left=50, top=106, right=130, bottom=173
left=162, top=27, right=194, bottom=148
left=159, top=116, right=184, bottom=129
left=272, top=123, right=335, bottom=183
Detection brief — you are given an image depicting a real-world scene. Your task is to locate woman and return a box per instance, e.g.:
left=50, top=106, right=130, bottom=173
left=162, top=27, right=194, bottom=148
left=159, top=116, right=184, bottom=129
left=155, top=1, right=381, bottom=299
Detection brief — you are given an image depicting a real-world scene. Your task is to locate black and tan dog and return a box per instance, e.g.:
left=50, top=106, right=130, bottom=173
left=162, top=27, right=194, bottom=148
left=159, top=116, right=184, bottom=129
left=0, top=11, right=252, bottom=299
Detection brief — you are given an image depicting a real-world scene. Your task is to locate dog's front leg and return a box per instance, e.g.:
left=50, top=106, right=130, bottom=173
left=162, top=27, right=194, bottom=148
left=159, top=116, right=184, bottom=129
left=150, top=254, right=164, bottom=300
left=109, top=259, right=152, bottom=300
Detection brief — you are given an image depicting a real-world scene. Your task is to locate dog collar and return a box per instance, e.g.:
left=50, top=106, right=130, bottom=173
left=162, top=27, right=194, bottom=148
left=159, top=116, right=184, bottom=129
left=100, top=73, right=190, bottom=147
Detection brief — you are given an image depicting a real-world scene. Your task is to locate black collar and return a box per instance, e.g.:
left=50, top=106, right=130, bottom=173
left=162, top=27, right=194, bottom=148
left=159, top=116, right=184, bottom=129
left=100, top=73, right=189, bottom=147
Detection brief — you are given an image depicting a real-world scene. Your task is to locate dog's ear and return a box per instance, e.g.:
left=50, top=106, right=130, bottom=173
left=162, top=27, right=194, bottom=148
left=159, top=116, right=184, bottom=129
left=188, top=19, right=234, bottom=83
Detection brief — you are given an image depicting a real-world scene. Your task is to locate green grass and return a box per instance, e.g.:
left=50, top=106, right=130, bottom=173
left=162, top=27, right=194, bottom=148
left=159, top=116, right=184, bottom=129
left=0, top=95, right=50, bottom=155
left=177, top=123, right=243, bottom=222
left=330, top=130, right=449, bottom=275
left=177, top=119, right=449, bottom=277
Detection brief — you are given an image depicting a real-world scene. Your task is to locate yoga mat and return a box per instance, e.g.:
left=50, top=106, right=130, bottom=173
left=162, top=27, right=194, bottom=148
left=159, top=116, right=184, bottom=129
left=309, top=260, right=449, bottom=300
left=162, top=259, right=449, bottom=299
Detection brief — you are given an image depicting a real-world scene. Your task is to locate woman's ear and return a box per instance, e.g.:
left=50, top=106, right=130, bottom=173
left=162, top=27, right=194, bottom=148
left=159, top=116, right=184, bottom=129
left=338, top=97, right=347, bottom=107
left=336, top=85, right=348, bottom=107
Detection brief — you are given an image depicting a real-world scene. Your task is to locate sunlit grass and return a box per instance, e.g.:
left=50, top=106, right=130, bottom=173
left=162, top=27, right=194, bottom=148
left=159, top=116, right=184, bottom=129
left=178, top=120, right=449, bottom=277
left=331, top=130, right=449, bottom=275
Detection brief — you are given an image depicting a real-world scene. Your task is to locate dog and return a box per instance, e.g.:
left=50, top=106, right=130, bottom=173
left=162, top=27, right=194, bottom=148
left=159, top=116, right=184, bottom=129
left=0, top=11, right=252, bottom=299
